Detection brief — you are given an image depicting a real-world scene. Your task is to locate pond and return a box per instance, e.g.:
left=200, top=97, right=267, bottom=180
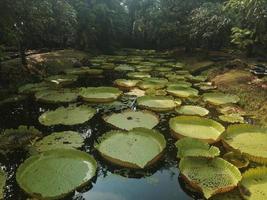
left=0, top=49, right=266, bottom=200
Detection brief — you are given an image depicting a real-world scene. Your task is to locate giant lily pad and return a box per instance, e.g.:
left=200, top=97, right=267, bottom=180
left=175, top=138, right=220, bottom=159
left=175, top=105, right=209, bottom=116
left=114, top=79, right=140, bottom=89
left=222, top=124, right=267, bottom=164
left=18, top=82, right=51, bottom=94
left=239, top=167, right=267, bottom=200
left=65, top=67, right=103, bottom=75
left=219, top=114, right=245, bottom=124
left=79, top=87, right=122, bottom=103
left=168, top=81, right=192, bottom=87
left=95, top=128, right=166, bottom=169
left=194, top=82, right=217, bottom=91
left=127, top=72, right=151, bottom=79
left=167, top=86, right=199, bottom=98
left=135, top=65, right=153, bottom=72
left=32, top=131, right=84, bottom=153
left=137, top=80, right=166, bottom=90
left=145, top=89, right=167, bottom=96
left=35, top=89, right=78, bottom=104
left=45, top=74, right=78, bottom=86
left=0, top=126, right=41, bottom=150
left=222, top=152, right=249, bottom=169
left=169, top=116, right=225, bottom=143
left=114, top=64, right=135, bottom=72
left=217, top=105, right=246, bottom=116
left=179, top=157, right=242, bottom=199
left=103, top=110, right=159, bottom=130
left=39, top=104, right=96, bottom=126
left=16, top=149, right=97, bottom=199
left=0, top=169, right=6, bottom=199
left=203, top=93, right=240, bottom=105
left=137, top=96, right=177, bottom=112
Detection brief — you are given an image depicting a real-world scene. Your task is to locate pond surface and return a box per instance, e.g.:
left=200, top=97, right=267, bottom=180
left=0, top=51, right=251, bottom=200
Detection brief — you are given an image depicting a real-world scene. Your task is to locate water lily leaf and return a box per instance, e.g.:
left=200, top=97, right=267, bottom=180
left=18, top=82, right=51, bottom=94
left=223, top=152, right=249, bottom=169
left=114, top=79, right=140, bottom=89
left=169, top=116, right=225, bottom=143
left=168, top=81, right=192, bottom=87
left=0, top=126, right=42, bottom=150
left=154, top=66, right=172, bottom=72
left=16, top=149, right=97, bottom=199
left=39, top=104, right=96, bottom=126
left=166, top=74, right=186, bottom=81
left=175, top=105, right=209, bottom=116
left=45, top=74, right=78, bottom=86
left=222, top=124, right=267, bottom=164
left=32, top=131, right=84, bottom=153
left=95, top=128, right=166, bottom=169
left=64, top=67, right=103, bottom=75
left=127, top=72, right=151, bottom=79
left=135, top=65, right=153, bottom=72
left=137, top=95, right=177, bottom=112
left=145, top=89, right=167, bottom=96
left=175, top=138, right=220, bottom=159
left=217, top=105, right=246, bottom=116
left=194, top=82, right=217, bottom=91
left=103, top=110, right=159, bottom=130
left=137, top=80, right=166, bottom=90
left=203, top=93, right=240, bottom=105
left=114, top=64, right=135, bottom=72
left=79, top=87, right=122, bottom=103
left=179, top=157, right=242, bottom=199
left=0, top=95, right=27, bottom=106
left=167, top=86, right=199, bottom=98
left=0, top=169, right=6, bottom=199
left=187, top=75, right=207, bottom=82
left=35, top=89, right=78, bottom=104
left=100, top=62, right=115, bottom=70
left=240, top=167, right=267, bottom=200
left=219, top=114, right=245, bottom=123
left=125, top=88, right=146, bottom=97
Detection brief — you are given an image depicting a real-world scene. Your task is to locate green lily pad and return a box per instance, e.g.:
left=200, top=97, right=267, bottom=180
left=166, top=74, right=186, bottom=81
left=154, top=66, right=172, bottom=72
left=32, top=131, right=84, bottom=153
left=16, top=149, right=97, bottom=199
left=179, top=157, right=242, bottom=199
left=143, top=77, right=169, bottom=84
left=0, top=169, right=6, bottom=199
left=39, top=104, right=96, bottom=126
left=137, top=95, right=177, bottom=112
left=65, top=67, right=103, bottom=75
left=217, top=105, right=246, bottom=116
left=175, top=105, right=209, bottom=116
left=114, top=79, right=140, bottom=89
left=137, top=80, right=166, bottom=90
left=79, top=87, right=122, bottom=103
left=0, top=126, right=42, bottom=150
left=0, top=95, right=27, bottom=106
left=240, top=167, right=267, bottom=200
left=168, top=81, right=192, bottom=87
left=175, top=138, right=220, bottom=159
left=127, top=72, right=151, bottom=79
left=145, top=89, right=167, bottom=96
left=125, top=88, right=146, bottom=97
left=103, top=110, right=159, bottom=130
left=219, top=114, right=245, bottom=123
left=223, top=152, right=249, bottom=169
left=194, top=82, right=217, bottom=91
left=18, top=82, right=51, bottom=94
left=169, top=116, right=225, bottom=143
left=222, top=124, right=267, bottom=164
left=187, top=75, right=207, bottom=82
left=100, top=63, right=115, bottom=70
left=95, top=128, right=166, bottom=169
left=135, top=65, right=153, bottom=72
left=167, top=86, right=199, bottom=98
left=114, top=64, right=135, bottom=72
left=35, top=89, right=78, bottom=104
left=203, top=92, right=240, bottom=105
left=45, top=74, right=78, bottom=86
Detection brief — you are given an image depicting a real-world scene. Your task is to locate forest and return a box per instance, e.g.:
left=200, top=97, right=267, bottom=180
left=0, top=0, right=267, bottom=200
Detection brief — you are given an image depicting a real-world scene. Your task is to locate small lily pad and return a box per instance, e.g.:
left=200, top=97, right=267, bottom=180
left=95, top=128, right=166, bottom=169
left=137, top=80, right=166, bottom=90
left=240, top=167, right=267, bottom=200
left=175, top=138, right=220, bottom=159
left=203, top=92, right=240, bottom=105
left=175, top=105, right=209, bottom=116
left=103, top=110, right=159, bottom=130
left=18, top=82, right=51, bottom=94
left=217, top=105, right=246, bottom=116
left=168, top=81, right=192, bottom=87
left=179, top=157, right=242, bottom=199
left=115, top=64, right=135, bottom=72
left=16, top=149, right=97, bottom=199
left=167, top=86, right=199, bottom=98
left=137, top=95, right=177, bottom=112
left=45, top=74, right=78, bottom=86
left=39, top=104, right=96, bottom=126
left=223, top=152, right=249, bottom=169
left=219, top=114, right=245, bottom=123
left=35, top=89, right=78, bottom=104
left=114, top=79, right=140, bottom=89
left=65, top=67, right=103, bottom=75
left=169, top=116, right=225, bottom=143
left=127, top=72, right=151, bottom=79
left=0, top=126, right=42, bottom=150
left=194, top=82, right=217, bottom=91
left=145, top=89, right=167, bottom=96
left=32, top=131, right=84, bottom=153
left=79, top=87, right=122, bottom=103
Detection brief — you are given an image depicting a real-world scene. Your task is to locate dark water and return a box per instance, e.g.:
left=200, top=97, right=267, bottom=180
left=0, top=69, right=210, bottom=200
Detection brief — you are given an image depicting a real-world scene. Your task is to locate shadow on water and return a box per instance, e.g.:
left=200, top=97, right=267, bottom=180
left=0, top=68, right=207, bottom=200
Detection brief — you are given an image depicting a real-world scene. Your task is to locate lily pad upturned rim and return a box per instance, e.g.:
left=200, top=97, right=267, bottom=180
left=222, top=152, right=249, bottom=169
left=202, top=92, right=240, bottom=105
left=175, top=105, right=209, bottom=116
left=166, top=85, right=199, bottom=98
left=137, top=95, right=177, bottom=112
left=222, top=124, right=267, bottom=164
left=114, top=79, right=140, bottom=89
left=94, top=128, right=166, bottom=169
left=103, top=109, right=160, bottom=130
left=179, top=157, right=242, bottom=199
left=16, top=149, right=97, bottom=200
left=169, top=116, right=225, bottom=143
